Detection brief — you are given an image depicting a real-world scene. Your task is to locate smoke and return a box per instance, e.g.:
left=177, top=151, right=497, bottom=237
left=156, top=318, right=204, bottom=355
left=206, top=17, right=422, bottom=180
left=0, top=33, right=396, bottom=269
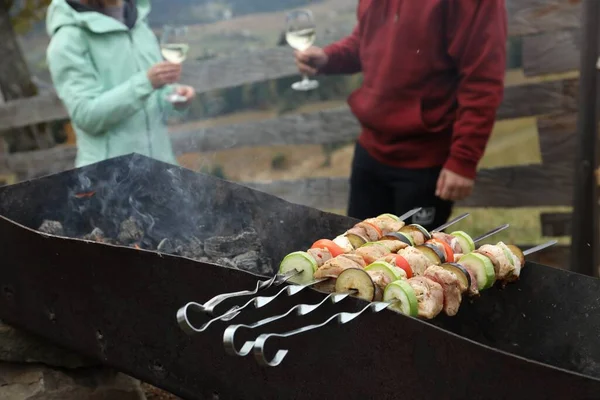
left=61, top=154, right=253, bottom=248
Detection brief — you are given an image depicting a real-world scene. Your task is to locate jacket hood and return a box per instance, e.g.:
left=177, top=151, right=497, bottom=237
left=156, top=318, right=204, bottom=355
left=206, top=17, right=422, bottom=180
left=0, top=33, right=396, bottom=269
left=46, top=0, right=149, bottom=36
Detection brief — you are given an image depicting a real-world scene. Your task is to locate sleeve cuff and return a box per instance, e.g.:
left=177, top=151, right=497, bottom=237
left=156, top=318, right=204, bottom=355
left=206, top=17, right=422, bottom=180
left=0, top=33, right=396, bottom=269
left=320, top=45, right=338, bottom=74
left=443, top=155, right=478, bottom=180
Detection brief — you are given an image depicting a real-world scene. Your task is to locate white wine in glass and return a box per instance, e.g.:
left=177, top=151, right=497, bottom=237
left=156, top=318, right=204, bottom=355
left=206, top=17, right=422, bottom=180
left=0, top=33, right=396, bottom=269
left=161, top=43, right=189, bottom=64
left=286, top=9, right=319, bottom=91
left=160, top=25, right=190, bottom=103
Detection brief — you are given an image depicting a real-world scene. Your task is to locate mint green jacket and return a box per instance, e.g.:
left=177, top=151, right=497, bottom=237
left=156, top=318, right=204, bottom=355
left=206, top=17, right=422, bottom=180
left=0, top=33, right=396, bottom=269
left=46, top=0, right=182, bottom=167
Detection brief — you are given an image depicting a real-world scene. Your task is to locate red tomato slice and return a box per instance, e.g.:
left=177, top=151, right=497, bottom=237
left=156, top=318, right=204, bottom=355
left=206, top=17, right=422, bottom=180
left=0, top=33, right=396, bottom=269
left=363, top=222, right=383, bottom=238
left=389, top=254, right=413, bottom=279
left=310, top=239, right=345, bottom=257
left=427, top=239, right=454, bottom=263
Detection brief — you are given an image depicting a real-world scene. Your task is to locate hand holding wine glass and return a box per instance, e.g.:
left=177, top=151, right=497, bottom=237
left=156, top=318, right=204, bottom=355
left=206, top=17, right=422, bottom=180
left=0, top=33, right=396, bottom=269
left=160, top=25, right=191, bottom=103
left=286, top=9, right=319, bottom=91
left=147, top=62, right=181, bottom=89
left=295, top=47, right=328, bottom=76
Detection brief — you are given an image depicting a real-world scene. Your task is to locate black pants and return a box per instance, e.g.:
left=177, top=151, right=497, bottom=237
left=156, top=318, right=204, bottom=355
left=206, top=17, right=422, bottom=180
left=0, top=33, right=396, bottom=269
left=347, top=142, right=453, bottom=232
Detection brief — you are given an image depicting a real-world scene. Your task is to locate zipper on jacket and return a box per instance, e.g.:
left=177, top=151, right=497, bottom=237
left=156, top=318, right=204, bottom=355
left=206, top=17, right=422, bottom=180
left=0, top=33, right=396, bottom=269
left=128, top=30, right=153, bottom=158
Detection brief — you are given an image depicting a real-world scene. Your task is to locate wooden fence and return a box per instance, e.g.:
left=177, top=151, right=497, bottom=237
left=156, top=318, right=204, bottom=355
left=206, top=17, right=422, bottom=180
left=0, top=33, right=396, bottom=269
left=0, top=0, right=584, bottom=267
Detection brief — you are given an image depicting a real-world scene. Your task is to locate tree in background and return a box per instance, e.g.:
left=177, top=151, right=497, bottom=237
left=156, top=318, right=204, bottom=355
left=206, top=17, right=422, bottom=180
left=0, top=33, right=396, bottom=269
left=0, top=0, right=55, bottom=153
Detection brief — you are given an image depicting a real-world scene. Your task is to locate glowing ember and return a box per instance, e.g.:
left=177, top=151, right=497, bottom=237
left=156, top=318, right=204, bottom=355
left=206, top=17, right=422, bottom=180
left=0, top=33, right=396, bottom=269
left=74, top=191, right=96, bottom=199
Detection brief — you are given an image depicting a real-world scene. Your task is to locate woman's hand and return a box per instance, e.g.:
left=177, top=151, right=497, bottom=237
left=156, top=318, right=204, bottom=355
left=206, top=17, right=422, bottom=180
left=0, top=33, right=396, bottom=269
left=147, top=62, right=182, bottom=89
left=173, top=85, right=196, bottom=108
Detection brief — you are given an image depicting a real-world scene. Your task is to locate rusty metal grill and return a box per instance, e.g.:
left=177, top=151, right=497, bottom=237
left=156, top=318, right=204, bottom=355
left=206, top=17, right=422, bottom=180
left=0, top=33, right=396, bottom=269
left=0, top=154, right=599, bottom=400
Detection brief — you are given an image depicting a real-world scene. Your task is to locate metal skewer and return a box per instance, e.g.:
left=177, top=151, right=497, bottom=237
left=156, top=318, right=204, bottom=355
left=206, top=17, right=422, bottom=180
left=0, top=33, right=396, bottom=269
left=176, top=208, right=424, bottom=319
left=398, top=207, right=422, bottom=221
left=177, top=275, right=327, bottom=334
left=523, top=240, right=558, bottom=256
left=177, top=269, right=300, bottom=318
left=223, top=291, right=354, bottom=356
left=431, top=212, right=470, bottom=233
left=473, top=224, right=510, bottom=243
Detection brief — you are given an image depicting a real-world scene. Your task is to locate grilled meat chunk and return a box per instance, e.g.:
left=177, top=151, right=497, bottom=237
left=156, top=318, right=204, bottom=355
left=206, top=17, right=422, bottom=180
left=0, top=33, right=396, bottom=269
left=355, top=244, right=391, bottom=264
left=407, top=276, right=444, bottom=319
left=314, top=254, right=366, bottom=279
left=432, top=232, right=462, bottom=254
left=378, top=239, right=408, bottom=253
left=366, top=270, right=393, bottom=294
left=364, top=216, right=404, bottom=235
left=499, top=242, right=522, bottom=282
left=424, top=265, right=462, bottom=316
left=398, top=246, right=430, bottom=276
left=307, top=248, right=333, bottom=268
left=356, top=221, right=382, bottom=241
left=477, top=243, right=516, bottom=282
left=407, top=230, right=427, bottom=246
left=460, top=263, right=481, bottom=297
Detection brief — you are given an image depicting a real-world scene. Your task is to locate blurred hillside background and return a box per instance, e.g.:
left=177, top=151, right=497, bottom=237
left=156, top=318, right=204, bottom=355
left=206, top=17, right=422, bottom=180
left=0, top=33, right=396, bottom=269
left=2, top=0, right=572, bottom=248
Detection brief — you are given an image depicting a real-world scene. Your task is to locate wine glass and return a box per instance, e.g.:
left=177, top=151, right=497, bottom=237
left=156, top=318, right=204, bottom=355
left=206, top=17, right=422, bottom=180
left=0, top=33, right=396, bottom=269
left=160, top=25, right=190, bottom=103
left=285, top=9, right=319, bottom=91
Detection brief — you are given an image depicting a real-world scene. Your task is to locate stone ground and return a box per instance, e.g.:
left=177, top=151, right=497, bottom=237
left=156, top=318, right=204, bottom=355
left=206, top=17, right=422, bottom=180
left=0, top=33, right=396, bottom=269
left=0, top=320, right=187, bottom=400
left=0, top=362, right=147, bottom=400
left=142, top=383, right=181, bottom=400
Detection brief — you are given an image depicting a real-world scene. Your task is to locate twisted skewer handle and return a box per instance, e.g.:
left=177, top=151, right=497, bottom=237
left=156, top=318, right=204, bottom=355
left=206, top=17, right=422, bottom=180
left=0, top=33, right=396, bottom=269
left=223, top=291, right=352, bottom=356
left=184, top=269, right=298, bottom=317
left=252, top=301, right=393, bottom=367
left=177, top=276, right=327, bottom=335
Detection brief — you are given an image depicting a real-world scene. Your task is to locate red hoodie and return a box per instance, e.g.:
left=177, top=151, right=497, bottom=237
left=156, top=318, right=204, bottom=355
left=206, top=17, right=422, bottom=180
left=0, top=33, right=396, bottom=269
left=321, top=0, right=507, bottom=179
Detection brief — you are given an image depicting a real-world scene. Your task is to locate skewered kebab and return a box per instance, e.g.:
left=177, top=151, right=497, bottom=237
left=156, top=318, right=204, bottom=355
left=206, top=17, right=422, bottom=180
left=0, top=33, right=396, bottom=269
left=287, top=209, right=423, bottom=282
left=341, top=211, right=471, bottom=249
left=335, top=240, right=556, bottom=321
left=311, top=209, right=436, bottom=261
left=315, top=212, right=470, bottom=258
left=279, top=225, right=509, bottom=321
left=226, top=241, right=556, bottom=368
left=281, top=213, right=473, bottom=284
left=281, top=222, right=497, bottom=286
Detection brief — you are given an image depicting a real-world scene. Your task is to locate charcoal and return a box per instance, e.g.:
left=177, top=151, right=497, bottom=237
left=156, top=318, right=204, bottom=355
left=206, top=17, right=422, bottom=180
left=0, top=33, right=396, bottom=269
left=215, top=258, right=237, bottom=269
left=258, top=255, right=273, bottom=274
left=233, top=250, right=260, bottom=271
left=140, top=237, right=156, bottom=249
left=232, top=251, right=260, bottom=271
left=82, top=228, right=105, bottom=242
left=117, top=217, right=144, bottom=244
left=179, top=237, right=204, bottom=259
left=233, top=251, right=273, bottom=275
left=38, top=220, right=64, bottom=236
left=204, top=229, right=260, bottom=258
